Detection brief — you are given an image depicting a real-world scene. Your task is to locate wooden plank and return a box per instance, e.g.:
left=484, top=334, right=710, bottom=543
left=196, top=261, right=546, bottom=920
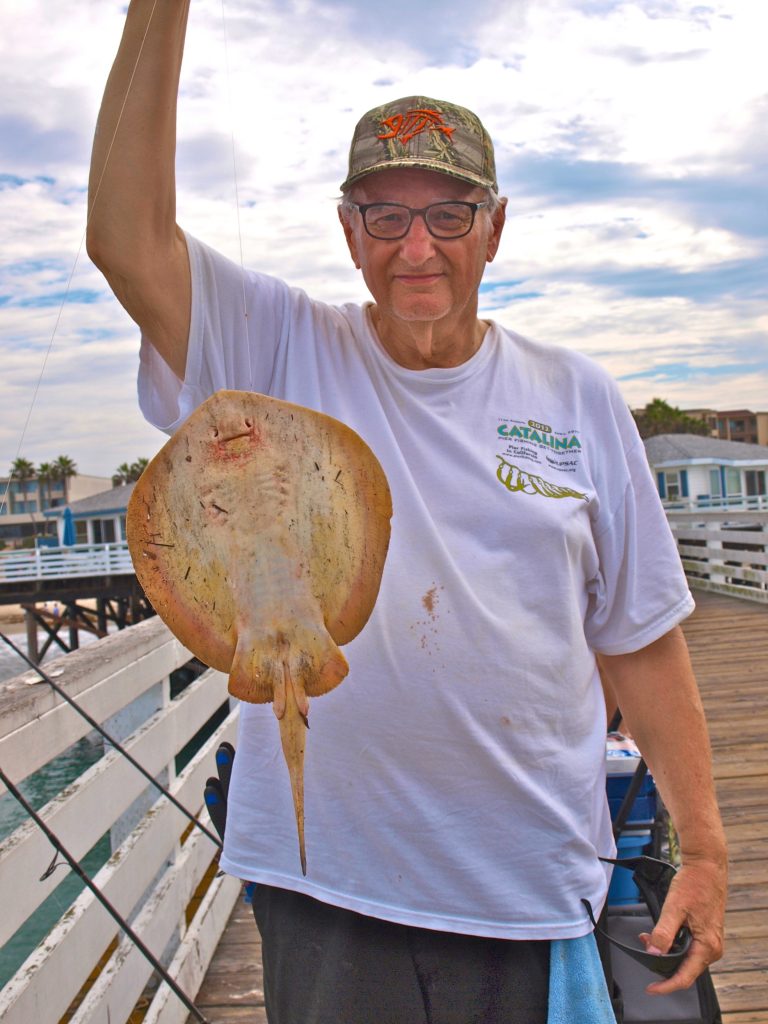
left=687, top=578, right=768, bottom=604
left=678, top=545, right=768, bottom=569
left=191, top=900, right=267, bottom=1023
left=717, top=935, right=768, bottom=974
left=721, top=909, right=768, bottom=941
left=683, top=592, right=768, bottom=1020
left=143, top=872, right=242, bottom=1024
left=711, top=970, right=768, bottom=1013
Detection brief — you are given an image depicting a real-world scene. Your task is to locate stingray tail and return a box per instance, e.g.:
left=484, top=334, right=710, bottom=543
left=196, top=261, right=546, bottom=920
left=274, top=660, right=308, bottom=875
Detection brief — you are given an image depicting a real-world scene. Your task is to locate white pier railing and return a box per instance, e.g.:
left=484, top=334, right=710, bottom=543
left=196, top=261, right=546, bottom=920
left=662, top=494, right=768, bottom=514
left=666, top=509, right=768, bottom=603
left=0, top=619, right=241, bottom=1024
left=0, top=542, right=134, bottom=582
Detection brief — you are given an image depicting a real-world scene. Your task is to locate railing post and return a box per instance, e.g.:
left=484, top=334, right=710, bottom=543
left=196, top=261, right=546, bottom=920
left=707, top=519, right=726, bottom=588
left=25, top=605, right=39, bottom=664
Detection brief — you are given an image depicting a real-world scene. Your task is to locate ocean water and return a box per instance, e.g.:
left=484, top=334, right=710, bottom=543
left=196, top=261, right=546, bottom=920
left=0, top=623, right=104, bottom=688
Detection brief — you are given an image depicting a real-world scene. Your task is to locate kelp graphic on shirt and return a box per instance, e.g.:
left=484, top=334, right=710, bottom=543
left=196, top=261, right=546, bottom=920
left=495, top=456, right=588, bottom=501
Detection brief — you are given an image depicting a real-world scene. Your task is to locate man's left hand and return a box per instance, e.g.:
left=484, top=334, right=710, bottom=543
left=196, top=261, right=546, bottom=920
left=640, top=855, right=727, bottom=995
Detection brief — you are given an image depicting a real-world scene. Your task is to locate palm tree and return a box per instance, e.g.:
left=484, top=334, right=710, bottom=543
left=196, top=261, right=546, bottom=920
left=130, top=457, right=149, bottom=480
left=112, top=462, right=133, bottom=487
left=112, top=457, right=149, bottom=486
left=37, top=462, right=54, bottom=510
left=9, top=457, right=36, bottom=515
left=52, top=455, right=77, bottom=505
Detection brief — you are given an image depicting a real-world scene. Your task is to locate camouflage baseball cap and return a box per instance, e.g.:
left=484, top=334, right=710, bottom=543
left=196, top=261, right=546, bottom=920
left=340, top=96, right=498, bottom=193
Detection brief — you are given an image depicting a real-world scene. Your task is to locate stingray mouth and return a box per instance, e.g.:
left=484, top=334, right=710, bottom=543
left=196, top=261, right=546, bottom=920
left=221, top=431, right=252, bottom=448
left=208, top=424, right=260, bottom=459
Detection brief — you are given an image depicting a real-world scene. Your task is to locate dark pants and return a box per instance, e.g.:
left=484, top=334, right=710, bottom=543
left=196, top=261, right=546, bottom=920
left=252, top=885, right=550, bottom=1024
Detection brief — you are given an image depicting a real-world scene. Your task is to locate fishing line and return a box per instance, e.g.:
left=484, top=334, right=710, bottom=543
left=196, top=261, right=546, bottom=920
left=219, top=0, right=250, bottom=337
left=2, top=6, right=242, bottom=1007
left=0, top=630, right=222, bottom=849
left=0, top=0, right=161, bottom=519
left=0, top=763, right=210, bottom=1024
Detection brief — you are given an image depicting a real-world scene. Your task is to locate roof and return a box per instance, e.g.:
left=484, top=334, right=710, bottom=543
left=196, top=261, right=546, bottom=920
left=644, top=433, right=768, bottom=465
left=44, top=483, right=136, bottom=518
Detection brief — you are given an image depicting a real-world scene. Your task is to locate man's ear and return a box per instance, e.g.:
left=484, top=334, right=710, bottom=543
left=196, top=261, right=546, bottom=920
left=486, top=197, right=508, bottom=264
left=338, top=206, right=361, bottom=269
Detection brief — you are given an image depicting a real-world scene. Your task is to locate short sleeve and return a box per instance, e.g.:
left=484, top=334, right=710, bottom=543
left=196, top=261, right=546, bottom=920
left=584, top=439, right=694, bottom=655
left=138, top=232, right=292, bottom=433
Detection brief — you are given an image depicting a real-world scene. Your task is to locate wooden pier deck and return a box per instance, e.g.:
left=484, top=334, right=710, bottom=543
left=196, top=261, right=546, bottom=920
left=190, top=590, right=768, bottom=1023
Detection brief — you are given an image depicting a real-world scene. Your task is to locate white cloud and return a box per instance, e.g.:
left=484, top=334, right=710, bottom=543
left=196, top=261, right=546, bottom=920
left=0, top=0, right=766, bottom=479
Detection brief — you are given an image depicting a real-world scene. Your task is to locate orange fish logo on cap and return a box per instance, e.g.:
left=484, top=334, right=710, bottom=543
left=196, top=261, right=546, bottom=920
left=377, top=108, right=455, bottom=146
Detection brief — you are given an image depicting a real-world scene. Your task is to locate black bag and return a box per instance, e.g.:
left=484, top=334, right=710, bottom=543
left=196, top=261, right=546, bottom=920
left=604, top=900, right=722, bottom=1024
left=593, top=749, right=723, bottom=1024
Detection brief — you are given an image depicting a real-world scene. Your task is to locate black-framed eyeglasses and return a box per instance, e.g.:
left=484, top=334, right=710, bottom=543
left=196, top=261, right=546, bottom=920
left=349, top=201, right=489, bottom=240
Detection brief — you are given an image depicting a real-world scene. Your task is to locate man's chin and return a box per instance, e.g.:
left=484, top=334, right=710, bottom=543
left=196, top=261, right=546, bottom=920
left=389, top=300, right=450, bottom=323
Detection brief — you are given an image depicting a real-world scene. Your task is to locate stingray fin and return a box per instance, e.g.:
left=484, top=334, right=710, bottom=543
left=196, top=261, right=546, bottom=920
left=303, top=631, right=349, bottom=698
left=228, top=631, right=277, bottom=704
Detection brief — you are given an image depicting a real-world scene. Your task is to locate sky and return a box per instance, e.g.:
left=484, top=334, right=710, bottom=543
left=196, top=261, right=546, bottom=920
left=1, top=0, right=767, bottom=480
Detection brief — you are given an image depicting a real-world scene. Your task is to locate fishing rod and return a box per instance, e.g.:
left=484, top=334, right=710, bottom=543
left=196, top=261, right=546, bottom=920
left=0, top=762, right=210, bottom=1023
left=0, top=630, right=222, bottom=849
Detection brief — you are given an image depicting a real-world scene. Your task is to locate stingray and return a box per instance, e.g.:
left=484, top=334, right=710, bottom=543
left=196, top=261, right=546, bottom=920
left=126, top=390, right=392, bottom=873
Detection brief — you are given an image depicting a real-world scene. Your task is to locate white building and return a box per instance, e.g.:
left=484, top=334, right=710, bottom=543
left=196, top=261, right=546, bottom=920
left=43, top=483, right=136, bottom=545
left=644, top=434, right=768, bottom=510
left=0, top=473, right=112, bottom=547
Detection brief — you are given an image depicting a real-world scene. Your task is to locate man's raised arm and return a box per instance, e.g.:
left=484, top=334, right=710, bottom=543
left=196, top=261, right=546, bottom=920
left=87, top=0, right=192, bottom=380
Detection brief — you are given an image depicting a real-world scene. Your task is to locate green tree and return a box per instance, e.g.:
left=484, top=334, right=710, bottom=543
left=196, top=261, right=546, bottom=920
left=37, top=461, right=54, bottom=510
left=112, top=462, right=133, bottom=487
left=9, top=457, right=36, bottom=514
left=113, top=457, right=149, bottom=486
left=52, top=455, right=78, bottom=504
left=632, top=398, right=710, bottom=440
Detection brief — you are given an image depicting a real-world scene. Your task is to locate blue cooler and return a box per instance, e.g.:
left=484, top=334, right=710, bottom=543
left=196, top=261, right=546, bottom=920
left=608, top=830, right=652, bottom=905
left=606, top=771, right=657, bottom=824
left=606, top=736, right=657, bottom=826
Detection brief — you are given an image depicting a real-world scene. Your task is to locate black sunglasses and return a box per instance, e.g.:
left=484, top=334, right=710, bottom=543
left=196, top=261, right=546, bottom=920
left=583, top=855, right=693, bottom=978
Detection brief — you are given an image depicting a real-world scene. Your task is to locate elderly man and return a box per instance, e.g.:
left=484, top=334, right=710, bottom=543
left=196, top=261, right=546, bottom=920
left=88, top=4, right=726, bottom=1022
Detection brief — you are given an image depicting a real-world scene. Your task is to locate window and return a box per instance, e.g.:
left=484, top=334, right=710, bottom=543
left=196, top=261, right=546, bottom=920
left=92, top=519, right=117, bottom=544
left=665, top=471, right=680, bottom=501
left=709, top=469, right=722, bottom=497
left=745, top=470, right=766, bottom=497
left=724, top=468, right=741, bottom=495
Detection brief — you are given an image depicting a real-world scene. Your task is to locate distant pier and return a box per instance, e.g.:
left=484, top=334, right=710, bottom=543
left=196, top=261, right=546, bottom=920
left=0, top=542, right=153, bottom=661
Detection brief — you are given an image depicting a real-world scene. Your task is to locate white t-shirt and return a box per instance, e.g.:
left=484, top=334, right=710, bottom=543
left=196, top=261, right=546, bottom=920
left=139, top=233, right=694, bottom=940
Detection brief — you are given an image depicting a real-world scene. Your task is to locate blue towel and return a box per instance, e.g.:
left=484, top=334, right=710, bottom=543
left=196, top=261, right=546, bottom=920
left=548, top=934, right=617, bottom=1023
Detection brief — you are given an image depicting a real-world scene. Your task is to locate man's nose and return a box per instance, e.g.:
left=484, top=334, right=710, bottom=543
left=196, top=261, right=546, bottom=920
left=398, top=212, right=436, bottom=261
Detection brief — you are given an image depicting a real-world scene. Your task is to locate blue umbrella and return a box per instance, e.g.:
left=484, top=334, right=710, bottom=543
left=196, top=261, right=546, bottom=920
left=61, top=506, right=76, bottom=546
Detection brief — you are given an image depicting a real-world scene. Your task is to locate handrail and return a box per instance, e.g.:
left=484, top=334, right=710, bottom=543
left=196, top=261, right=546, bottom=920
left=662, top=494, right=768, bottom=513
left=0, top=620, right=239, bottom=1023
left=0, top=541, right=133, bottom=582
